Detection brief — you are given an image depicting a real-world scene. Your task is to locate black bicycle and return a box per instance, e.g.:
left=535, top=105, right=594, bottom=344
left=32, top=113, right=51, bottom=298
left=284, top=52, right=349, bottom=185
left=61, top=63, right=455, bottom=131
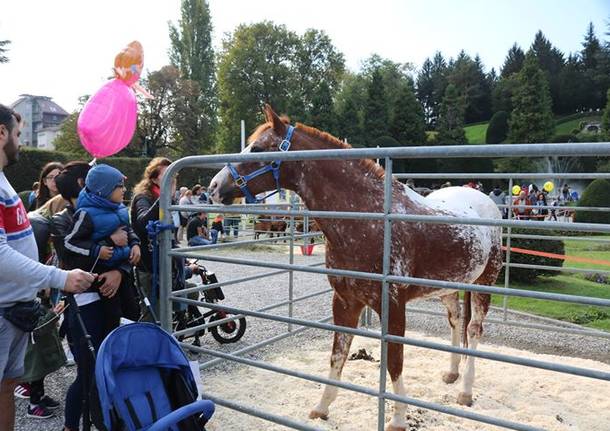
left=173, top=264, right=247, bottom=346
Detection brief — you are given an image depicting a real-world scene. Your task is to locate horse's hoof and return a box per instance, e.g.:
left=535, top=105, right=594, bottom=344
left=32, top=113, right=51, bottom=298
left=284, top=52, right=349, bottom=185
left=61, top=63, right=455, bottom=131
left=457, top=392, right=473, bottom=406
left=309, top=410, right=328, bottom=420
left=442, top=372, right=459, bottom=384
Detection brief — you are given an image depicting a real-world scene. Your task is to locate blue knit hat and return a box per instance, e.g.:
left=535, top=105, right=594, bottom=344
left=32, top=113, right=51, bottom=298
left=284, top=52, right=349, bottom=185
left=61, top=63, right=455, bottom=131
left=85, top=164, right=125, bottom=199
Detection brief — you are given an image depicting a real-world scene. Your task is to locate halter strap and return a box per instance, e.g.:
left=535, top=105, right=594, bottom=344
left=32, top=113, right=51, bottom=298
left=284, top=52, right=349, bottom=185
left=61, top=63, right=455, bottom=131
left=227, top=125, right=294, bottom=204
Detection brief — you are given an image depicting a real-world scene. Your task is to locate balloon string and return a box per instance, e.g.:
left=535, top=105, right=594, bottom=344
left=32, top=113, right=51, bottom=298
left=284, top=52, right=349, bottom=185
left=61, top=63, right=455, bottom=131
left=89, top=158, right=97, bottom=166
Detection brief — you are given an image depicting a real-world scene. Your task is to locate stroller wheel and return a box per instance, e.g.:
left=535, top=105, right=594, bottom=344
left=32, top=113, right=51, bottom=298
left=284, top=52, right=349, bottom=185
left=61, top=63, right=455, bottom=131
left=209, top=313, right=246, bottom=344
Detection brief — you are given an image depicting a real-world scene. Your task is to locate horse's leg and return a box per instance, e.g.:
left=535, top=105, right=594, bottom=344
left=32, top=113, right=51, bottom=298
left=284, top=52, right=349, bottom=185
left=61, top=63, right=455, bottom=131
left=385, top=301, right=408, bottom=431
left=310, top=291, right=363, bottom=420
left=458, top=292, right=490, bottom=406
left=440, top=292, right=461, bottom=384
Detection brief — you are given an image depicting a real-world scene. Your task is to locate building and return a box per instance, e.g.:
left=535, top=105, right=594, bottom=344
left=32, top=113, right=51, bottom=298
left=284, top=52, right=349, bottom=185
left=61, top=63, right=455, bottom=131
left=10, top=95, right=69, bottom=149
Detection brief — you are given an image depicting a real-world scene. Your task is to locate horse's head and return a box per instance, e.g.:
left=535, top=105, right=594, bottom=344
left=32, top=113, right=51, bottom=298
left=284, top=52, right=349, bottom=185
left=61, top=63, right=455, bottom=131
left=209, top=104, right=298, bottom=205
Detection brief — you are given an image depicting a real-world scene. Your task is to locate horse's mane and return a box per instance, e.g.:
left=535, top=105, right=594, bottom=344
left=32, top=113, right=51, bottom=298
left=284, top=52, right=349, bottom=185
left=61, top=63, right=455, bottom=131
left=295, top=123, right=385, bottom=179
left=248, top=117, right=386, bottom=180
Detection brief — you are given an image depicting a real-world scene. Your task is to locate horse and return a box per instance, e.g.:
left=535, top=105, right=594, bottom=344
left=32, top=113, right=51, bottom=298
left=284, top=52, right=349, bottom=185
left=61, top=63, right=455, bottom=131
left=208, top=105, right=503, bottom=431
left=253, top=215, right=288, bottom=239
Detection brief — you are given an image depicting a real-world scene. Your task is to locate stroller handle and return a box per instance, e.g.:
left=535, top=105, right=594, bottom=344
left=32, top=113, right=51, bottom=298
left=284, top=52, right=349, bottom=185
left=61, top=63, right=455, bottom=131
left=147, top=399, right=215, bottom=431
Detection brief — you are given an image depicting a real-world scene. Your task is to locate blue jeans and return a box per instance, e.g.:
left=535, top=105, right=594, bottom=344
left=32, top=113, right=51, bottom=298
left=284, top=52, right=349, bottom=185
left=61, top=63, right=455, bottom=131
left=188, top=236, right=213, bottom=246
left=210, top=229, right=219, bottom=243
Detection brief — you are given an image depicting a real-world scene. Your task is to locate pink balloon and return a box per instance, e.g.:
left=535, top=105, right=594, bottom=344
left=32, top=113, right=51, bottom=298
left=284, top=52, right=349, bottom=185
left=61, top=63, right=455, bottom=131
left=77, top=78, right=137, bottom=158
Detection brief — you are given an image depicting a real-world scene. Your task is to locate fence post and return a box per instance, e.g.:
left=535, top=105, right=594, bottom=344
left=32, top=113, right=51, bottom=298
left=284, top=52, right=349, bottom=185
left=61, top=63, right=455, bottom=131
left=502, top=177, right=514, bottom=321
left=288, top=194, right=296, bottom=332
left=377, top=157, right=393, bottom=431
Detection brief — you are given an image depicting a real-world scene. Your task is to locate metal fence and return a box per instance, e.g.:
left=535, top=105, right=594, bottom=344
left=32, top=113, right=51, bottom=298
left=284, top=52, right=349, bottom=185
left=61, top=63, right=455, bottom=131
left=158, top=142, right=610, bottom=431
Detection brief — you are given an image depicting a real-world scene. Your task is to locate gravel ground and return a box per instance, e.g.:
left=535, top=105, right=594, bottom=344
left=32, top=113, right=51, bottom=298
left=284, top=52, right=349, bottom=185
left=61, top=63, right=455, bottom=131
left=15, top=246, right=610, bottom=430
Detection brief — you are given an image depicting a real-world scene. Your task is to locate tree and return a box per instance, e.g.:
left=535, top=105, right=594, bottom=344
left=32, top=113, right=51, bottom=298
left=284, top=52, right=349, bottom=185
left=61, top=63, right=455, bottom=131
left=581, top=22, right=602, bottom=70
left=54, top=112, right=87, bottom=157
left=169, top=0, right=217, bottom=153
left=308, top=82, right=335, bottom=132
left=0, top=39, right=10, bottom=64
left=334, top=73, right=366, bottom=147
left=492, top=74, right=518, bottom=114
left=557, top=54, right=587, bottom=114
left=290, top=29, right=345, bottom=125
left=447, top=51, right=492, bottom=123
left=529, top=31, right=565, bottom=112
left=508, top=53, right=554, bottom=144
left=500, top=43, right=525, bottom=78
left=486, top=111, right=509, bottom=144
left=389, top=83, right=426, bottom=146
left=416, top=58, right=435, bottom=126
left=437, top=84, right=466, bottom=145
left=363, top=68, right=388, bottom=144
left=217, top=22, right=299, bottom=153
left=580, top=22, right=609, bottom=111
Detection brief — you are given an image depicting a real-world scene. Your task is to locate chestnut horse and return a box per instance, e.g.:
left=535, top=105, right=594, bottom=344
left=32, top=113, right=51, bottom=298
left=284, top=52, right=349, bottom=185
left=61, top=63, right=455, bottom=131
left=208, top=105, right=502, bottom=431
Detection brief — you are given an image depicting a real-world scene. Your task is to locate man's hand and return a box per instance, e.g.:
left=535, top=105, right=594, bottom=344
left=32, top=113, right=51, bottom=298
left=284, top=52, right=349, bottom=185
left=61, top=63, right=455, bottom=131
left=64, top=269, right=96, bottom=293
left=129, top=245, right=141, bottom=265
left=110, top=228, right=128, bottom=247
left=99, top=246, right=114, bottom=260
left=98, top=270, right=122, bottom=299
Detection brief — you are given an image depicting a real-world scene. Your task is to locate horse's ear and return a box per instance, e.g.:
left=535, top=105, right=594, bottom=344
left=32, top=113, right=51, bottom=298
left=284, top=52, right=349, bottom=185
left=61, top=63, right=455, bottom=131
left=264, top=104, right=286, bottom=135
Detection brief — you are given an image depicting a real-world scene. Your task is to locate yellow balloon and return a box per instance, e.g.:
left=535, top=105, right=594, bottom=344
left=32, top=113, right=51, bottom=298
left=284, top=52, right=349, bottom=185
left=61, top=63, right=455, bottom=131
left=543, top=181, right=554, bottom=192
left=512, top=185, right=521, bottom=196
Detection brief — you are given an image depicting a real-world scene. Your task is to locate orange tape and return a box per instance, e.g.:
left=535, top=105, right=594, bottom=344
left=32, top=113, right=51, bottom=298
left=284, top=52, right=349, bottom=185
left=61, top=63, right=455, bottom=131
left=502, top=246, right=610, bottom=267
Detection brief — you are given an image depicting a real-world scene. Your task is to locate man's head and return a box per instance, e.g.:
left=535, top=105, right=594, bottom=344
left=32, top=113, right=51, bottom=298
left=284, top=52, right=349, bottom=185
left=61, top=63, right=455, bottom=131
left=198, top=211, right=206, bottom=220
left=0, top=104, right=22, bottom=168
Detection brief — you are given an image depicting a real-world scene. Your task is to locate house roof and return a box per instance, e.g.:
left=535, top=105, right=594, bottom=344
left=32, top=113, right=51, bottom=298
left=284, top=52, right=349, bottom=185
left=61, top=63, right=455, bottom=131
left=10, top=95, right=69, bottom=116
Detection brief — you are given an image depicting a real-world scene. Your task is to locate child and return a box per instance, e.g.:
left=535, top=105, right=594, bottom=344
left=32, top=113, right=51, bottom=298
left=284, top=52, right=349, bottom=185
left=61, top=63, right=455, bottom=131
left=210, top=214, right=224, bottom=243
left=64, top=164, right=141, bottom=331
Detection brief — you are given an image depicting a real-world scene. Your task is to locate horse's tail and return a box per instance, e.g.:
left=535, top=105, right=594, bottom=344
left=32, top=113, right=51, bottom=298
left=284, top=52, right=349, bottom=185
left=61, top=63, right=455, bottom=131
left=462, top=291, right=471, bottom=349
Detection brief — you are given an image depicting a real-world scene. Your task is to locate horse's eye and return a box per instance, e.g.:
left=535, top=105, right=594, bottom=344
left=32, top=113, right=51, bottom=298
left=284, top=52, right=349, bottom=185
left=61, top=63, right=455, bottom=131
left=251, top=146, right=263, bottom=153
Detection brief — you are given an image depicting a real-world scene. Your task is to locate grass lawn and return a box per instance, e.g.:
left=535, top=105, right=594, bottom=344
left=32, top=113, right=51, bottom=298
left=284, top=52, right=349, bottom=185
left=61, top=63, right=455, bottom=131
left=493, top=237, right=610, bottom=331
left=554, top=115, right=600, bottom=136
left=464, top=123, right=488, bottom=144
left=461, top=113, right=601, bottom=145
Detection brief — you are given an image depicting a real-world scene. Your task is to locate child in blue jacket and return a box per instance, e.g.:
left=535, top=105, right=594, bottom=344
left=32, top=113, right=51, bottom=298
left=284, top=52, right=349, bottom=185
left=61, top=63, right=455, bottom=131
left=64, top=164, right=141, bottom=331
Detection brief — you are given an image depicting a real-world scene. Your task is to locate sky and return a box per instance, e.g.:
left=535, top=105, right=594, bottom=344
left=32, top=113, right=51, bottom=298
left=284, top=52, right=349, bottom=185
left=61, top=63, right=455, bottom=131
left=0, top=0, right=608, bottom=113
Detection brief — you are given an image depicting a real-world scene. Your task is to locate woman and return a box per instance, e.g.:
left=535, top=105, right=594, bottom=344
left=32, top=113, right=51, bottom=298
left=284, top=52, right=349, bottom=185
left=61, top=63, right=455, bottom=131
left=36, top=162, right=63, bottom=209
left=130, top=157, right=173, bottom=319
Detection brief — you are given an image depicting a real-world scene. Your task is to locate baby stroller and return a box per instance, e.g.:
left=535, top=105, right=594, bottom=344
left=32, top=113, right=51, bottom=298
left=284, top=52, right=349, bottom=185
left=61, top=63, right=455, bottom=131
left=93, top=322, right=215, bottom=431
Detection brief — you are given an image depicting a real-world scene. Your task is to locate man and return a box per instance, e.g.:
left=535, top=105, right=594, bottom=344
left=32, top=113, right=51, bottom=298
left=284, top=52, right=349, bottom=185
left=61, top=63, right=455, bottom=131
left=186, top=212, right=213, bottom=246
left=0, top=104, right=95, bottom=431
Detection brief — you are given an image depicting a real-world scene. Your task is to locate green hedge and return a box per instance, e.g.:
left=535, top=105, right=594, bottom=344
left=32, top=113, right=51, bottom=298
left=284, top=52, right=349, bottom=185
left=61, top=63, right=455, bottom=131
left=4, top=148, right=215, bottom=195
left=500, top=228, right=565, bottom=283
left=575, top=179, right=610, bottom=224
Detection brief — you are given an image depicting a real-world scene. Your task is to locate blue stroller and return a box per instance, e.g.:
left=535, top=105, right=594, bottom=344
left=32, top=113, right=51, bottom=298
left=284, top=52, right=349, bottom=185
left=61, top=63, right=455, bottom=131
left=93, top=323, right=215, bottom=430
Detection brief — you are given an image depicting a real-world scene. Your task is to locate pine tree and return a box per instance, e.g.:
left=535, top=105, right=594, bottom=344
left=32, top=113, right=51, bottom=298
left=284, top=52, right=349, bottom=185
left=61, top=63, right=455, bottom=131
left=389, top=84, right=426, bottom=146
left=416, top=58, right=435, bottom=126
left=581, top=22, right=601, bottom=70
left=363, top=68, right=388, bottom=145
left=308, top=82, right=335, bottom=133
left=500, top=43, right=525, bottom=77
left=508, top=54, right=554, bottom=143
left=169, top=0, right=216, bottom=153
left=529, top=31, right=565, bottom=112
left=437, top=84, right=466, bottom=145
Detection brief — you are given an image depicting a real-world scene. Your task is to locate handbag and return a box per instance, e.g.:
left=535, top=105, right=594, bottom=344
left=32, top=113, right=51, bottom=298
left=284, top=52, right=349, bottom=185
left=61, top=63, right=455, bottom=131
left=3, top=300, right=46, bottom=332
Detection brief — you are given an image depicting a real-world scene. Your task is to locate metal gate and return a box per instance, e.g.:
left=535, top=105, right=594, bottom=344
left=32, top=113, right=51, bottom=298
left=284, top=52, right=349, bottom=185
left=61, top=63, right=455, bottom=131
left=158, top=142, right=610, bottom=430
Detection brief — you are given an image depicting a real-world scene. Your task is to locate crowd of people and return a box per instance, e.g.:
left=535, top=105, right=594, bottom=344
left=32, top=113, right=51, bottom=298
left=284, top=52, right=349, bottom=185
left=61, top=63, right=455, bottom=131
left=0, top=104, right=223, bottom=430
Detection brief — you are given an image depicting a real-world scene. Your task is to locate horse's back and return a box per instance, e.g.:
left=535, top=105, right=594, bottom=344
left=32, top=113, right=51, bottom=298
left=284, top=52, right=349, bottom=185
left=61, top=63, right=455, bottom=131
left=425, top=186, right=501, bottom=221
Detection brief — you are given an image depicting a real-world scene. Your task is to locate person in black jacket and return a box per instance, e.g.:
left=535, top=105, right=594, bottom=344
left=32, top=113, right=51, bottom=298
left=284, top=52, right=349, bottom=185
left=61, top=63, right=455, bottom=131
left=130, top=157, right=173, bottom=320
